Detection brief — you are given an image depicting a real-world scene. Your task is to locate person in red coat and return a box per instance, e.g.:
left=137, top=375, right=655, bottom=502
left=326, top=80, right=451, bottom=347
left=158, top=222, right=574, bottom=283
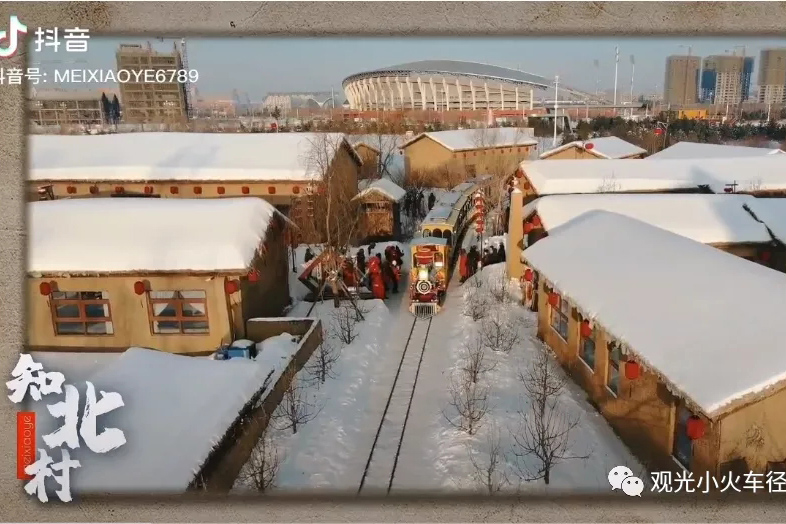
left=459, top=248, right=469, bottom=284
left=367, top=256, right=386, bottom=299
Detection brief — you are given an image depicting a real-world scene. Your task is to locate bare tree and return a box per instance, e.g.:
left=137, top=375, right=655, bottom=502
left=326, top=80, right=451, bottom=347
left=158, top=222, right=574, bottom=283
left=236, top=424, right=284, bottom=492
left=596, top=174, right=622, bottom=193
left=304, top=337, right=342, bottom=387
left=511, top=341, right=589, bottom=485
left=330, top=303, right=360, bottom=345
left=273, top=369, right=323, bottom=435
left=461, top=332, right=497, bottom=384
left=442, top=370, right=490, bottom=435
left=487, top=269, right=511, bottom=304
left=479, top=309, right=520, bottom=354
left=462, top=284, right=489, bottom=321
left=467, top=422, right=511, bottom=494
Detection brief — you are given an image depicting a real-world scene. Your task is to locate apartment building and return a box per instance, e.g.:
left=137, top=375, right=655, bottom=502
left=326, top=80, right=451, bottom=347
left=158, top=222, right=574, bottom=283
left=116, top=43, right=188, bottom=124
left=700, top=55, right=754, bottom=105
left=663, top=55, right=701, bottom=105
left=757, top=49, right=786, bottom=105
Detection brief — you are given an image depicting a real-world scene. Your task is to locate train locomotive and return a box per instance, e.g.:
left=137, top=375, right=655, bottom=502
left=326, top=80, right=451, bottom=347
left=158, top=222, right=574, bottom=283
left=408, top=176, right=492, bottom=318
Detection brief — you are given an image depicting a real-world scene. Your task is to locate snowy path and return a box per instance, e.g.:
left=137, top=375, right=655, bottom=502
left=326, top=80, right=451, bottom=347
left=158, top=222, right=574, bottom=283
left=357, top=316, right=433, bottom=493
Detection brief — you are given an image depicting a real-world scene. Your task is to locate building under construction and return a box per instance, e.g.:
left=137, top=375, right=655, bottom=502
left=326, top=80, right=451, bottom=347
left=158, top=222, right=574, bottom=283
left=115, top=42, right=189, bottom=124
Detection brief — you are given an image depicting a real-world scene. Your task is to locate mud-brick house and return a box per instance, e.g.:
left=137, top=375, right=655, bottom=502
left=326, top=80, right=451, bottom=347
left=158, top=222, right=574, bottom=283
left=512, top=155, right=786, bottom=205
left=346, top=134, right=407, bottom=181
left=506, top=192, right=780, bottom=281
left=647, top=140, right=785, bottom=160
left=27, top=132, right=363, bottom=244
left=401, top=128, right=537, bottom=187
left=538, top=136, right=646, bottom=160
left=353, top=178, right=406, bottom=243
left=521, top=209, right=786, bottom=479
left=27, top=197, right=292, bottom=355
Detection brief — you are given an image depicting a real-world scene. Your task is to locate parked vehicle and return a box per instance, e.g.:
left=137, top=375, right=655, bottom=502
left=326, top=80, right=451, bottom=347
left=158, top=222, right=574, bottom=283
left=213, top=339, right=258, bottom=360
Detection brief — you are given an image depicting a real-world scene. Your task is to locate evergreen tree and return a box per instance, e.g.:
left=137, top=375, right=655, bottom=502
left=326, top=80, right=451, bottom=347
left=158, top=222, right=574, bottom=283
left=100, top=93, right=111, bottom=124
left=111, top=95, right=121, bottom=124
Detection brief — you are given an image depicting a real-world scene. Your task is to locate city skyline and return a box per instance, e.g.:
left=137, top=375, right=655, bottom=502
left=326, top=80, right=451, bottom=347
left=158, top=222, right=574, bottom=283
left=31, top=36, right=786, bottom=101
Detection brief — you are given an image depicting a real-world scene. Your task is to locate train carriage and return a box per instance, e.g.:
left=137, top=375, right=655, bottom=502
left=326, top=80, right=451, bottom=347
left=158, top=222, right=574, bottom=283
left=408, top=175, right=492, bottom=318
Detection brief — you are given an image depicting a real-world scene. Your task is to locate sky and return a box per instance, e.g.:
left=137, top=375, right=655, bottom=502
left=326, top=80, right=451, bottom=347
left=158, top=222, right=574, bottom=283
left=31, top=36, right=786, bottom=101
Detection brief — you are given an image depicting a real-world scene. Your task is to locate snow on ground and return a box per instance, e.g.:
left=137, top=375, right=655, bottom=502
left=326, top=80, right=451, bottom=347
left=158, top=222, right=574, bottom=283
left=233, top=298, right=396, bottom=490
left=393, top=262, right=644, bottom=493
left=32, top=341, right=300, bottom=494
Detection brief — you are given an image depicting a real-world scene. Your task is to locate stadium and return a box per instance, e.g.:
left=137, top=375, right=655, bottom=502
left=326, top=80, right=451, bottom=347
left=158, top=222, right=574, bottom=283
left=342, top=60, right=600, bottom=112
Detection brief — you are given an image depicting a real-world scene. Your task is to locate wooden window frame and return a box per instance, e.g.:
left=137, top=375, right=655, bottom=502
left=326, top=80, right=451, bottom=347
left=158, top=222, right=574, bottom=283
left=50, top=291, right=114, bottom=336
left=579, top=333, right=596, bottom=373
left=147, top=290, right=210, bottom=335
left=606, top=341, right=621, bottom=397
left=550, top=295, right=569, bottom=342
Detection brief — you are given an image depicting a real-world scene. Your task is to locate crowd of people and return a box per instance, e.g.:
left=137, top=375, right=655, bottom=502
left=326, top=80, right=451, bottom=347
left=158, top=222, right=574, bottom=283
left=458, top=243, right=506, bottom=284
left=402, top=189, right=437, bottom=220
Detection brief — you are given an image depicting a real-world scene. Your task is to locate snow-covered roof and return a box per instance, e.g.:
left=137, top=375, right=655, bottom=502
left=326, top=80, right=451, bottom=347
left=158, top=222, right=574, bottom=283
left=744, top=198, right=786, bottom=245
left=28, top=197, right=279, bottom=274
left=523, top=210, right=786, bottom=417
left=522, top=193, right=772, bottom=245
left=520, top=155, right=786, bottom=195
left=539, top=136, right=647, bottom=159
left=40, top=342, right=300, bottom=493
left=29, top=132, right=361, bottom=182
left=354, top=178, right=406, bottom=202
left=401, top=127, right=537, bottom=152
left=648, top=141, right=785, bottom=160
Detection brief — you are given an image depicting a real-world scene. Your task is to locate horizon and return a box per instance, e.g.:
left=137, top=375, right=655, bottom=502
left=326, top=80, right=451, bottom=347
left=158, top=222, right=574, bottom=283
left=31, top=36, right=786, bottom=101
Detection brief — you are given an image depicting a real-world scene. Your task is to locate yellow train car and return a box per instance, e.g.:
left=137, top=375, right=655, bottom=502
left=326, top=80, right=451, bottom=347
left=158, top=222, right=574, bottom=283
left=409, top=176, right=492, bottom=318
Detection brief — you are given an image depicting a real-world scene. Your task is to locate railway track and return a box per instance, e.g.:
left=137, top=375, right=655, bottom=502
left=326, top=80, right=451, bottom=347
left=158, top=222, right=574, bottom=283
left=357, top=315, right=433, bottom=494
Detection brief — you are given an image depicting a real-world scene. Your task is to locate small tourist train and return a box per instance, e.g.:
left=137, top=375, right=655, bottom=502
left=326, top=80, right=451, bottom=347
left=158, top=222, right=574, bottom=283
left=409, top=176, right=491, bottom=318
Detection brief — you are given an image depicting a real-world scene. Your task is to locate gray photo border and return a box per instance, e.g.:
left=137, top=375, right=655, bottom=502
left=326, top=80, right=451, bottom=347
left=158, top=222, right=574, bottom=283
left=3, top=2, right=786, bottom=521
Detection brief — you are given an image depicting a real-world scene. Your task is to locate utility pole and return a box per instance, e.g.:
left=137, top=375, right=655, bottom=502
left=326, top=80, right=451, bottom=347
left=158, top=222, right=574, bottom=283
left=629, top=55, right=635, bottom=119
left=553, top=75, right=560, bottom=147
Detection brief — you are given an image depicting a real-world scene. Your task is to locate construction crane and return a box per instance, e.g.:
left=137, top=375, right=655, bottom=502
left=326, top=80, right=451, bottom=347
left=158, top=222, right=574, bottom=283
left=179, top=38, right=194, bottom=120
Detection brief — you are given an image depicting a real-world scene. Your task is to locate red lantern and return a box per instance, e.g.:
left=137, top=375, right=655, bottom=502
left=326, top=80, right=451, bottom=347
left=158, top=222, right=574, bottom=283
left=532, top=215, right=542, bottom=227
left=67, top=186, right=76, bottom=194
left=524, top=269, right=534, bottom=282
left=625, top=360, right=641, bottom=380
left=580, top=320, right=592, bottom=338
left=524, top=222, right=534, bottom=234
left=293, top=186, right=300, bottom=194
left=217, top=186, right=226, bottom=195
left=548, top=292, right=559, bottom=307
left=516, top=169, right=523, bottom=179
left=761, top=250, right=772, bottom=262
left=476, top=224, right=485, bottom=233
left=268, top=186, right=276, bottom=194
left=242, top=186, right=250, bottom=195
left=39, top=281, right=52, bottom=296
left=247, top=269, right=260, bottom=283
left=144, top=186, right=154, bottom=194
left=170, top=186, right=179, bottom=195
left=114, top=186, right=124, bottom=194
left=193, top=186, right=202, bottom=195
left=224, top=279, right=239, bottom=294
left=523, top=181, right=531, bottom=190
left=654, top=128, right=664, bottom=136
left=133, top=281, right=146, bottom=295
left=89, top=185, right=98, bottom=195
left=686, top=416, right=705, bottom=440
left=585, top=142, right=595, bottom=150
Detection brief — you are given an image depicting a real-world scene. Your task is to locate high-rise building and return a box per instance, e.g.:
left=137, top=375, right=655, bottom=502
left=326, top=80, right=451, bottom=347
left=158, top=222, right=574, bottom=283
left=757, top=48, right=786, bottom=104
left=663, top=55, right=701, bottom=106
left=115, top=43, right=188, bottom=124
left=700, top=55, right=753, bottom=105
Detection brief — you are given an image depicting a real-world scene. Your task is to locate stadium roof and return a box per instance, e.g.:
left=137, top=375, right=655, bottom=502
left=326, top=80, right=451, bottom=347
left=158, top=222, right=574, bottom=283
left=342, top=60, right=591, bottom=98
